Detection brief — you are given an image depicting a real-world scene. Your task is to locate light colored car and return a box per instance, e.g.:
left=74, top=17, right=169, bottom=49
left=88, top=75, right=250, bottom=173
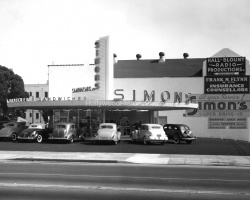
left=131, top=124, right=168, bottom=145
left=0, top=122, right=27, bottom=141
left=18, top=123, right=50, bottom=143
left=49, top=122, right=76, bottom=143
left=94, top=123, right=121, bottom=145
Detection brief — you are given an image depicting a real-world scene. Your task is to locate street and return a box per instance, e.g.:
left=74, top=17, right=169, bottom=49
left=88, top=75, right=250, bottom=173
left=0, top=161, right=250, bottom=200
left=0, top=137, right=250, bottom=156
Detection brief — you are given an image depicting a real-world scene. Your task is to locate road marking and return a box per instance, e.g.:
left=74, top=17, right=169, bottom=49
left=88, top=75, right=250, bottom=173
left=0, top=182, right=249, bottom=195
left=1, top=172, right=250, bottom=183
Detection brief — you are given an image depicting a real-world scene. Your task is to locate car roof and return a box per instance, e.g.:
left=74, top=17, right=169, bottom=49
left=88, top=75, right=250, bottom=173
left=55, top=123, right=75, bottom=125
left=142, top=124, right=162, bottom=126
left=100, top=123, right=117, bottom=125
left=164, top=124, right=188, bottom=126
left=28, top=123, right=47, bottom=129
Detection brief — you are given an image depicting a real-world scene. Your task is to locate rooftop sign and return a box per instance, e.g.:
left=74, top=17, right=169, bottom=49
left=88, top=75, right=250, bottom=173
left=207, top=57, right=245, bottom=76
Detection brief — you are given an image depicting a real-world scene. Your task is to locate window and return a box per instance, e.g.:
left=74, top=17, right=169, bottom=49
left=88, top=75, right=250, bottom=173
left=36, top=113, right=39, bottom=119
left=101, top=125, right=113, bottom=129
left=29, top=113, right=32, bottom=118
left=36, top=92, right=39, bottom=98
left=45, top=91, right=48, bottom=98
left=56, top=125, right=66, bottom=129
left=152, top=126, right=161, bottom=129
left=29, top=92, right=32, bottom=96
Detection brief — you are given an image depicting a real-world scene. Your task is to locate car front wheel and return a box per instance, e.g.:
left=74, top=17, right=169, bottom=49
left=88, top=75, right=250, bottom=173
left=143, top=137, right=148, bottom=145
left=69, top=136, right=74, bottom=143
left=37, top=135, right=43, bottom=143
left=12, top=133, right=17, bottom=142
left=174, top=137, right=180, bottom=144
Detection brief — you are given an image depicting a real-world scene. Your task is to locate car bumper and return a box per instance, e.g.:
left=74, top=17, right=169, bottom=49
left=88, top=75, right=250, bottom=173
left=0, top=136, right=12, bottom=140
left=181, top=137, right=197, bottom=141
left=48, top=135, right=73, bottom=140
left=148, top=137, right=168, bottom=143
left=95, top=137, right=116, bottom=142
left=18, top=136, right=36, bottom=140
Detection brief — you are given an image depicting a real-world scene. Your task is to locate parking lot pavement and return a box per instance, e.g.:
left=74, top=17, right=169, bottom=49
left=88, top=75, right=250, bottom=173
left=0, top=150, right=250, bottom=167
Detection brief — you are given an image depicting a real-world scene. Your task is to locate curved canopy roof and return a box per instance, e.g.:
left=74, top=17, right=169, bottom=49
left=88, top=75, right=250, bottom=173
left=7, top=99, right=198, bottom=111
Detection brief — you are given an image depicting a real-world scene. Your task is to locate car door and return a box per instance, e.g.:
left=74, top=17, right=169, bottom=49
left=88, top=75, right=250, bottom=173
left=166, top=125, right=175, bottom=140
left=139, top=125, right=147, bottom=140
left=71, top=124, right=76, bottom=136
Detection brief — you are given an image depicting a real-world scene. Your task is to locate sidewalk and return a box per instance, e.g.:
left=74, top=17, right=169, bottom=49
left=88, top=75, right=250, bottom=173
left=1, top=151, right=250, bottom=167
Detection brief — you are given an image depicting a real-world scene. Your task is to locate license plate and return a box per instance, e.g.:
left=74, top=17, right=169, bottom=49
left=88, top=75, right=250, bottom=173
left=157, top=134, right=161, bottom=137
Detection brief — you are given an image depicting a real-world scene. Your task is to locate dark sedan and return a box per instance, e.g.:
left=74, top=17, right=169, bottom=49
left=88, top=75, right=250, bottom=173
left=163, top=124, right=196, bottom=144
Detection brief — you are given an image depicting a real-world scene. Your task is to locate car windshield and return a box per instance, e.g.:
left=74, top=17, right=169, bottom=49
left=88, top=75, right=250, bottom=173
left=56, top=125, right=66, bottom=129
left=100, top=125, right=113, bottom=129
left=180, top=125, right=190, bottom=131
left=6, top=123, right=15, bottom=127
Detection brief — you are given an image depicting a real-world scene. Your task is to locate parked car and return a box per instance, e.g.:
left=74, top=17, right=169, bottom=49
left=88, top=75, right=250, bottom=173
left=49, top=122, right=76, bottom=143
left=163, top=124, right=196, bottom=144
left=131, top=124, right=168, bottom=145
left=0, top=116, right=11, bottom=129
left=17, top=123, right=50, bottom=143
left=0, top=122, right=27, bottom=141
left=94, top=123, right=121, bottom=145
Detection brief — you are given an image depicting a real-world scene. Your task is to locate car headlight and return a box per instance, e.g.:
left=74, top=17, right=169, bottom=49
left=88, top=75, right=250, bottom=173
left=147, top=132, right=152, bottom=137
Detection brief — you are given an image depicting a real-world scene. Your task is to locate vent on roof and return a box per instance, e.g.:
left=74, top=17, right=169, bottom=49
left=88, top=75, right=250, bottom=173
left=113, top=53, right=117, bottom=64
left=183, top=53, right=189, bottom=59
left=136, top=54, right=142, bottom=60
left=159, top=52, right=165, bottom=63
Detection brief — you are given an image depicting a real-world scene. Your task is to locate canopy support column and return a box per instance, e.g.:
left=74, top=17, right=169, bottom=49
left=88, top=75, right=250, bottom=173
left=102, top=109, right=106, bottom=123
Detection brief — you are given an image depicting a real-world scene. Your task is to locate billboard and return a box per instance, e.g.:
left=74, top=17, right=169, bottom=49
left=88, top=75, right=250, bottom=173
left=208, top=117, right=247, bottom=129
left=204, top=76, right=250, bottom=94
left=186, top=94, right=250, bottom=118
left=207, top=57, right=245, bottom=76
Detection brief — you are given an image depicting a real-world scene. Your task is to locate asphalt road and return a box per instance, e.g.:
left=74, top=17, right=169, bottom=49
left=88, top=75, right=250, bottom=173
left=0, top=137, right=250, bottom=156
left=0, top=162, right=250, bottom=200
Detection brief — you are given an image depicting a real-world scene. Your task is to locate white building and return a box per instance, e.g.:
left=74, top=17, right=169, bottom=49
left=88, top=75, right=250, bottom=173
left=24, top=83, right=49, bottom=123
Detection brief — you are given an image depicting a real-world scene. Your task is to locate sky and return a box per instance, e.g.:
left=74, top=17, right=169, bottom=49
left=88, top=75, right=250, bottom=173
left=0, top=0, right=249, bottom=84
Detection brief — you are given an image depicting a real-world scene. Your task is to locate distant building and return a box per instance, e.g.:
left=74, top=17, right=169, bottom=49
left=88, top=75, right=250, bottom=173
left=24, top=82, right=49, bottom=124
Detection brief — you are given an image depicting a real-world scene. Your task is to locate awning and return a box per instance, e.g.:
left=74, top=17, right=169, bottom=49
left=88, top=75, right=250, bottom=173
left=7, top=99, right=198, bottom=111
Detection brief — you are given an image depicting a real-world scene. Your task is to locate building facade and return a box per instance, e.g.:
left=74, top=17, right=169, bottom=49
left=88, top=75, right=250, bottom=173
left=24, top=83, right=49, bottom=124
left=9, top=36, right=250, bottom=141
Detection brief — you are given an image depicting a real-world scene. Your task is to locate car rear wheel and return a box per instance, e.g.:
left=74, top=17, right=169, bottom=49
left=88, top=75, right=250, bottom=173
left=174, top=137, right=180, bottom=144
left=12, top=133, right=17, bottom=142
left=70, top=136, right=74, bottom=143
left=37, top=135, right=43, bottom=143
left=143, top=137, right=148, bottom=145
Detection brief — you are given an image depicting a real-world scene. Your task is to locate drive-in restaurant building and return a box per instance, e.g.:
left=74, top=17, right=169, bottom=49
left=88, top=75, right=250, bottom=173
left=7, top=36, right=250, bottom=141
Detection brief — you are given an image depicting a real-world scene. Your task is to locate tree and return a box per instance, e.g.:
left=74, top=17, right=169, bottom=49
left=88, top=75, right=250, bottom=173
left=0, top=65, right=29, bottom=116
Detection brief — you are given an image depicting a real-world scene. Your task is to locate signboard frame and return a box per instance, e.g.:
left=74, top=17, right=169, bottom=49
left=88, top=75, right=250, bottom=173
left=206, top=57, right=246, bottom=76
